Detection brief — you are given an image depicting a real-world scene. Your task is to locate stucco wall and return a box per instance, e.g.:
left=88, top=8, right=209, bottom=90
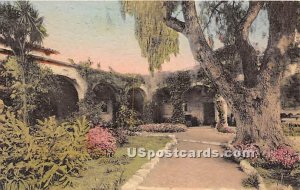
left=40, top=64, right=87, bottom=100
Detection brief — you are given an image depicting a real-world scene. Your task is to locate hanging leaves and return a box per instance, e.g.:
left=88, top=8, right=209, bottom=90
left=121, top=1, right=179, bottom=73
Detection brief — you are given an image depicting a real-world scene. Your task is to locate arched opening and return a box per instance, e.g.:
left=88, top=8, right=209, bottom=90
left=182, top=85, right=215, bottom=126
left=127, top=88, right=146, bottom=116
left=35, top=75, right=79, bottom=121
left=153, top=87, right=172, bottom=123
left=93, top=82, right=117, bottom=122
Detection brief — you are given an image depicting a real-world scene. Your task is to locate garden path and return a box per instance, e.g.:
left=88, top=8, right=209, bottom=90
left=138, top=127, right=250, bottom=190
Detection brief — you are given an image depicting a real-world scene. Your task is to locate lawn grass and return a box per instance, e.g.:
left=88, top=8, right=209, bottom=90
left=50, top=136, right=170, bottom=190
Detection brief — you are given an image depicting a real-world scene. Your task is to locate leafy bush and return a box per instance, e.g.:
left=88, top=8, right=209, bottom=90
left=242, top=174, right=259, bottom=188
left=0, top=111, right=90, bottom=190
left=0, top=57, right=61, bottom=125
left=115, top=104, right=142, bottom=131
left=139, top=123, right=187, bottom=133
left=265, top=146, right=299, bottom=169
left=111, top=128, right=129, bottom=147
left=87, top=126, right=117, bottom=158
left=165, top=71, right=191, bottom=124
left=282, top=122, right=300, bottom=136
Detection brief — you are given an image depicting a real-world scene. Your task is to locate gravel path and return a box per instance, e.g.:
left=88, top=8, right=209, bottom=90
left=138, top=127, right=249, bottom=190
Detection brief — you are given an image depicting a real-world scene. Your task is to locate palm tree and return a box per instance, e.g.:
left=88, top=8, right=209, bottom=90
left=0, top=1, right=48, bottom=124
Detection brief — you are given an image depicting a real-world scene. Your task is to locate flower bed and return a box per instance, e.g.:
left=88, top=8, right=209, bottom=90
left=265, top=145, right=299, bottom=169
left=139, top=123, right=187, bottom=133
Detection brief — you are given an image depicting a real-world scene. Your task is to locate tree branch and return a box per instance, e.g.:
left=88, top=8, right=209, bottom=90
left=164, top=2, right=185, bottom=33
left=258, top=1, right=299, bottom=88
left=203, top=1, right=225, bottom=31
left=214, top=45, right=237, bottom=61
left=164, top=17, right=185, bottom=33
left=235, top=2, right=263, bottom=87
left=239, top=2, right=262, bottom=42
left=179, top=1, right=246, bottom=102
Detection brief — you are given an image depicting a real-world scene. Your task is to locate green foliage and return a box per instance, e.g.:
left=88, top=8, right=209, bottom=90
left=74, top=59, right=145, bottom=125
left=142, top=102, right=155, bottom=124
left=0, top=57, right=59, bottom=124
left=121, top=1, right=179, bottom=73
left=0, top=111, right=90, bottom=190
left=281, top=74, right=300, bottom=108
left=115, top=104, right=143, bottom=131
left=0, top=1, right=48, bottom=124
left=282, top=123, right=300, bottom=136
left=74, top=100, right=105, bottom=126
left=0, top=1, right=47, bottom=54
left=54, top=136, right=170, bottom=190
left=200, top=2, right=248, bottom=46
left=242, top=174, right=259, bottom=188
left=76, top=59, right=143, bottom=88
left=111, top=128, right=129, bottom=147
left=165, top=71, right=191, bottom=124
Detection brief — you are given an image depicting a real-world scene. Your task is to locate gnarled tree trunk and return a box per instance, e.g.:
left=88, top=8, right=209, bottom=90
left=164, top=1, right=298, bottom=150
left=229, top=83, right=286, bottom=150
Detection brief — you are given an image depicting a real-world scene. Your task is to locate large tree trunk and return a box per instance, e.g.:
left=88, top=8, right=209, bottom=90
left=229, top=83, right=287, bottom=150
left=165, top=1, right=297, bottom=150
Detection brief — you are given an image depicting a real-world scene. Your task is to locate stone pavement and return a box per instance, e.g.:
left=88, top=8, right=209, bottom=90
left=137, top=127, right=249, bottom=190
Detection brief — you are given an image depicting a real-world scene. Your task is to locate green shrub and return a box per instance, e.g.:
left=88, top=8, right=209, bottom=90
left=115, top=104, right=142, bottom=131
left=282, top=122, right=300, bottom=136
left=111, top=128, right=129, bottom=147
left=242, top=174, right=259, bottom=188
left=0, top=111, right=90, bottom=190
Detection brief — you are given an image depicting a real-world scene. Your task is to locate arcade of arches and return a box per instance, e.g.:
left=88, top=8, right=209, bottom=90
left=42, top=72, right=300, bottom=126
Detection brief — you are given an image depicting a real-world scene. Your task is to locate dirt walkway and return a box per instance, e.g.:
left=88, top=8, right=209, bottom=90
left=138, top=127, right=249, bottom=190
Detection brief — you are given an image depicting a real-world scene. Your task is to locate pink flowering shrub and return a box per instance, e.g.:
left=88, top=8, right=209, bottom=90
left=265, top=146, right=299, bottom=169
left=139, top=123, right=187, bottom=133
left=87, top=126, right=117, bottom=158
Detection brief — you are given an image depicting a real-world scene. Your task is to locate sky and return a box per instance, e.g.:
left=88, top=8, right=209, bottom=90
left=0, top=1, right=268, bottom=75
left=31, top=1, right=197, bottom=74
